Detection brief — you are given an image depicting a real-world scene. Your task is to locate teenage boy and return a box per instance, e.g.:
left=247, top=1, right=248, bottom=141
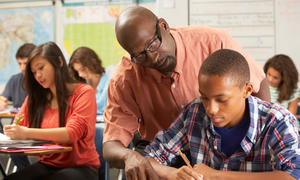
left=145, top=49, right=300, bottom=180
left=0, top=43, right=36, bottom=111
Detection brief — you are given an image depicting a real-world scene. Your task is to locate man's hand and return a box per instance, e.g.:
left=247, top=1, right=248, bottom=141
left=124, top=150, right=160, bottom=180
left=4, top=125, right=28, bottom=139
left=193, top=163, right=217, bottom=180
left=0, top=96, right=8, bottom=111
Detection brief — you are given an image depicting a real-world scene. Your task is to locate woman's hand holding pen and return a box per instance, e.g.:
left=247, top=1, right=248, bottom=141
left=4, top=125, right=28, bottom=140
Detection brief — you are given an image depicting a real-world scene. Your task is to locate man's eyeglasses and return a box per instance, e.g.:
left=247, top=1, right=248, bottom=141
left=130, top=21, right=162, bottom=64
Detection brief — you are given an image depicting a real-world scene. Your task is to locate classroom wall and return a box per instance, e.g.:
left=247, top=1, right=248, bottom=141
left=0, top=0, right=300, bottom=93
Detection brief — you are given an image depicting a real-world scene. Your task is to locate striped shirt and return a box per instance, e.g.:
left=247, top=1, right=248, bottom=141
left=270, top=87, right=299, bottom=109
left=145, top=96, right=300, bottom=179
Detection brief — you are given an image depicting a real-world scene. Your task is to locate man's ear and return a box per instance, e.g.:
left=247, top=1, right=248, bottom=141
left=159, top=18, right=170, bottom=32
left=58, top=56, right=63, bottom=67
left=243, top=82, right=253, bottom=98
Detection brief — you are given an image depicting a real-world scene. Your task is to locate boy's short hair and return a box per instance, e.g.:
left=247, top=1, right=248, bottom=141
left=16, top=43, right=36, bottom=59
left=199, top=49, right=250, bottom=88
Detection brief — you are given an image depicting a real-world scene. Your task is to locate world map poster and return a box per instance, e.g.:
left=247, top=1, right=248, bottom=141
left=0, top=6, right=54, bottom=85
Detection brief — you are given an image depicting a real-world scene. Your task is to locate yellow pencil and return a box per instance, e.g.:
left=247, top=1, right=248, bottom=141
left=178, top=149, right=192, bottom=168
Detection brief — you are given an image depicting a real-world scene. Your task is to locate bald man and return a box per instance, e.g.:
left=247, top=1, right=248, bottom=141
left=103, top=6, right=270, bottom=179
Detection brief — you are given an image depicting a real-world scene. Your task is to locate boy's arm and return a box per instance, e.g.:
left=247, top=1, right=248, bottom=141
left=194, top=163, right=295, bottom=180
left=148, top=158, right=203, bottom=180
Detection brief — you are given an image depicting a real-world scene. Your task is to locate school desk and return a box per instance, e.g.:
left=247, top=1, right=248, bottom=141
left=0, top=146, right=72, bottom=177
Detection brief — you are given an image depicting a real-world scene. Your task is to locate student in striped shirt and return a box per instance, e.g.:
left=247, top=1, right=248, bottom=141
left=264, top=54, right=299, bottom=119
left=145, top=49, right=300, bottom=180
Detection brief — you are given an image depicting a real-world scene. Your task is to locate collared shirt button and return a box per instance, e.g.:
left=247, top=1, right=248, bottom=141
left=181, top=105, right=185, bottom=109
left=172, top=84, right=176, bottom=88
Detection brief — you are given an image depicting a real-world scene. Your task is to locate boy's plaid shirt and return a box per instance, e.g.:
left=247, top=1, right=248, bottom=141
left=145, top=96, right=300, bottom=179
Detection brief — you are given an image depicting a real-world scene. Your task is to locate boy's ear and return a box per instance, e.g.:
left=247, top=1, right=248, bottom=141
left=243, top=82, right=253, bottom=98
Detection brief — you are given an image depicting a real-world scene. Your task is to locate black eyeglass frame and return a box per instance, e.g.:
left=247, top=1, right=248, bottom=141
left=130, top=20, right=162, bottom=64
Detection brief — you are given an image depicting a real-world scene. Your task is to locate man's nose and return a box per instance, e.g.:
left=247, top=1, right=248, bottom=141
left=146, top=51, right=159, bottom=64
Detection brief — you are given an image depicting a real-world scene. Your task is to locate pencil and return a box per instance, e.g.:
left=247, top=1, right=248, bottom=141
left=178, top=149, right=192, bottom=168
left=15, top=114, right=24, bottom=125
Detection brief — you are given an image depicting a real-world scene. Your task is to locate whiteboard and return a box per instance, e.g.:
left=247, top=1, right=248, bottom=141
left=189, top=0, right=300, bottom=76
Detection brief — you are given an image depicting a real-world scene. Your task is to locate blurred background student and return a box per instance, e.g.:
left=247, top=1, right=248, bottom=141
left=0, top=43, right=36, bottom=111
left=264, top=54, right=299, bottom=122
left=3, top=42, right=99, bottom=180
left=0, top=43, right=36, bottom=173
left=68, top=47, right=110, bottom=116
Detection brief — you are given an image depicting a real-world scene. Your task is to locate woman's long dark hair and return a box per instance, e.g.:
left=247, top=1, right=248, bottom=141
left=25, top=42, right=76, bottom=128
left=68, top=47, right=105, bottom=82
left=264, top=54, right=299, bottom=103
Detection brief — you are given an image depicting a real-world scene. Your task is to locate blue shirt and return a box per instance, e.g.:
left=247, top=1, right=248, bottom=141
left=1, top=73, right=27, bottom=108
left=214, top=112, right=250, bottom=157
left=96, top=72, right=110, bottom=115
left=145, top=96, right=300, bottom=179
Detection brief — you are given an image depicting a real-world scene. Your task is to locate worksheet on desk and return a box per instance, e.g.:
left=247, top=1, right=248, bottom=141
left=0, top=133, right=51, bottom=147
left=0, top=132, right=10, bottom=141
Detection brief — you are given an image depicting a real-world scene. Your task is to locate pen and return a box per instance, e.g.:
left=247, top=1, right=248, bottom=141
left=178, top=149, right=192, bottom=168
left=15, top=114, right=24, bottom=125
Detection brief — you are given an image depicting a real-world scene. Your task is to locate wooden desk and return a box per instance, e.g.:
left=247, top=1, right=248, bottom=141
left=0, top=146, right=72, bottom=177
left=0, top=146, right=72, bottom=156
left=0, top=113, right=16, bottom=118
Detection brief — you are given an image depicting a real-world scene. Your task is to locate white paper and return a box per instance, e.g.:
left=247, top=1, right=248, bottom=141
left=0, top=132, right=10, bottom=141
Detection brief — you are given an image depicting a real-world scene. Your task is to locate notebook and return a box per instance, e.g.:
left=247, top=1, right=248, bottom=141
left=0, top=133, right=52, bottom=147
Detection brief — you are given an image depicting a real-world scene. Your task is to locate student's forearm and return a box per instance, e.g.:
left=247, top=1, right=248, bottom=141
left=148, top=158, right=177, bottom=179
left=213, top=170, right=295, bottom=180
left=24, top=127, right=70, bottom=144
left=103, top=140, right=134, bottom=168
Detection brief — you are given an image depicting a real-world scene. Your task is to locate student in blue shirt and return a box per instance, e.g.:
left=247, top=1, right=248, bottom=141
left=68, top=47, right=110, bottom=115
left=0, top=43, right=36, bottom=172
left=0, top=43, right=36, bottom=111
left=143, top=49, right=300, bottom=180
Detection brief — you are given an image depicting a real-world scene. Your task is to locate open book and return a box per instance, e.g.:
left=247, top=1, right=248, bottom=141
left=0, top=133, right=51, bottom=147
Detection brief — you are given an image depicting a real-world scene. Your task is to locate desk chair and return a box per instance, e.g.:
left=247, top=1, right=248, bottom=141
left=95, top=125, right=109, bottom=180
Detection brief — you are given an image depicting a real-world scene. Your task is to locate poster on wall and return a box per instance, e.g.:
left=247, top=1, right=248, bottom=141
left=0, top=6, right=54, bottom=85
left=61, top=0, right=158, bottom=69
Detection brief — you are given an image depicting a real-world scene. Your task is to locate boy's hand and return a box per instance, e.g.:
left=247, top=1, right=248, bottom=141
left=3, top=125, right=28, bottom=140
left=167, top=166, right=203, bottom=180
left=193, top=163, right=217, bottom=180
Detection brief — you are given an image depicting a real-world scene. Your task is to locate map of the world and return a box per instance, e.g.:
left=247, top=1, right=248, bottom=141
left=0, top=6, right=54, bottom=85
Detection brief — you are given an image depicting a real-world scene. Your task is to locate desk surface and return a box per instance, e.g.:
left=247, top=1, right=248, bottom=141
left=0, top=113, right=16, bottom=118
left=0, top=146, right=72, bottom=156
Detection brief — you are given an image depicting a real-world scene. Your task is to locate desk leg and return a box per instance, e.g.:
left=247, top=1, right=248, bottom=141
left=0, top=164, right=6, bottom=177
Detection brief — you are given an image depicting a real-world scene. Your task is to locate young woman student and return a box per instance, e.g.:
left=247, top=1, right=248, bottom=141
left=3, top=42, right=99, bottom=180
left=264, top=54, right=299, bottom=116
left=68, top=47, right=110, bottom=115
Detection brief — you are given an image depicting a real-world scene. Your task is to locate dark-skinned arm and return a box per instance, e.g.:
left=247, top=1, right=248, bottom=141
left=251, top=78, right=270, bottom=101
left=103, top=141, right=160, bottom=180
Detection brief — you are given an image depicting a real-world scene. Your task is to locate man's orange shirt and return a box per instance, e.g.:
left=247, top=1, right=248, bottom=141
left=104, top=26, right=265, bottom=147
